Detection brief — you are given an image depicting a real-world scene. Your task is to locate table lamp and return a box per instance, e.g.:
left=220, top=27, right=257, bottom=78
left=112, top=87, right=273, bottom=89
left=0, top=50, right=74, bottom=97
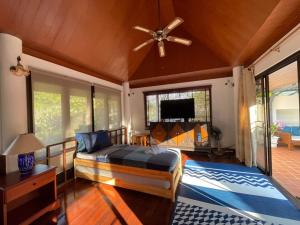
left=3, top=133, right=45, bottom=173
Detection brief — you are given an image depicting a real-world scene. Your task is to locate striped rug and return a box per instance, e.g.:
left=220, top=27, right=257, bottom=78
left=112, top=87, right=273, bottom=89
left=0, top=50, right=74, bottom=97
left=171, top=161, right=300, bottom=225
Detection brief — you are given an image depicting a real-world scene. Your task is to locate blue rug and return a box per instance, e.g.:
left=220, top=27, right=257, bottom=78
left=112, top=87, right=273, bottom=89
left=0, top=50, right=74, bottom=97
left=171, top=161, right=300, bottom=225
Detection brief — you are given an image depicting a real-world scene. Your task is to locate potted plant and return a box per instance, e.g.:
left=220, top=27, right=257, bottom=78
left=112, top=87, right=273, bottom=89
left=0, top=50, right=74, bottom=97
left=210, top=126, right=223, bottom=155
left=271, top=122, right=280, bottom=148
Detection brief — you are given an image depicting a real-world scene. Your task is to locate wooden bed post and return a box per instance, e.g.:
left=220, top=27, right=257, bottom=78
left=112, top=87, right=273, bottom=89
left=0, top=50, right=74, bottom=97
left=124, top=127, right=128, bottom=144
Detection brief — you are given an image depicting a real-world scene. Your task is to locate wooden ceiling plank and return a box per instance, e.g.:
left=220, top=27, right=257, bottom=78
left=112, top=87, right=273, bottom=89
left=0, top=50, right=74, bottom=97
left=1, top=0, right=299, bottom=84
left=173, top=0, right=280, bottom=65
left=237, top=0, right=300, bottom=66
left=131, top=28, right=229, bottom=80
left=129, top=66, right=232, bottom=88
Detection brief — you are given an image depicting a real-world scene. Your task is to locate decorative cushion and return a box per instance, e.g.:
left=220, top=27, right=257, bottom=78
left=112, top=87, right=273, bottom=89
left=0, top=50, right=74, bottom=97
left=292, top=127, right=300, bottom=136
left=90, top=130, right=112, bottom=153
left=76, top=130, right=112, bottom=154
left=75, top=132, right=92, bottom=152
left=282, top=126, right=300, bottom=136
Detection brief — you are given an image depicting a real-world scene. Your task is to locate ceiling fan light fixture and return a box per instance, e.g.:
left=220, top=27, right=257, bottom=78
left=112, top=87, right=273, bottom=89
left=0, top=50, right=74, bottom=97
left=133, top=39, right=154, bottom=51
left=133, top=26, right=155, bottom=35
left=132, top=1, right=191, bottom=57
left=166, top=17, right=183, bottom=31
left=168, top=36, right=192, bottom=46
left=158, top=41, right=165, bottom=57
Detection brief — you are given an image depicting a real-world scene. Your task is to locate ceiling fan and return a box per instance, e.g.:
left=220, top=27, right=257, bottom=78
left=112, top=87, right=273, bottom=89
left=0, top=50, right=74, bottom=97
left=133, top=0, right=192, bottom=57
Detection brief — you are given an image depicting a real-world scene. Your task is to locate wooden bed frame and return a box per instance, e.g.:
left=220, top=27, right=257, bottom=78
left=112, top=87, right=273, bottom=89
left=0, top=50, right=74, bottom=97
left=74, top=127, right=182, bottom=201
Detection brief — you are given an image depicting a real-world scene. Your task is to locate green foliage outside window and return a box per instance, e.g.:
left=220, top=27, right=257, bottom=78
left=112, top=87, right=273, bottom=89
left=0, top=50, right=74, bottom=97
left=33, top=91, right=63, bottom=144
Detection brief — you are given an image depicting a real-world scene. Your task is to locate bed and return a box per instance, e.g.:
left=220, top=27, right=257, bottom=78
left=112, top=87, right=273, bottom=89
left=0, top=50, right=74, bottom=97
left=74, top=144, right=182, bottom=201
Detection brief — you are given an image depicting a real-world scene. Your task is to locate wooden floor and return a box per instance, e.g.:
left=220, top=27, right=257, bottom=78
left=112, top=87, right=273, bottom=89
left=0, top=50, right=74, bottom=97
left=34, top=151, right=239, bottom=225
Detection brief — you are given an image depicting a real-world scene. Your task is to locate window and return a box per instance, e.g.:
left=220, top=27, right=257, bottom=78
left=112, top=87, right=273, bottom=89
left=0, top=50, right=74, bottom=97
left=30, top=70, right=122, bottom=175
left=94, top=85, right=122, bottom=130
left=32, top=71, right=92, bottom=145
left=144, top=86, right=211, bottom=127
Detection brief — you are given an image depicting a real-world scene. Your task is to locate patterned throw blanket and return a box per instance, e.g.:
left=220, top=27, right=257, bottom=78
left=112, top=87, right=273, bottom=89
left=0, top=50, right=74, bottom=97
left=171, top=161, right=300, bottom=225
left=93, top=144, right=180, bottom=172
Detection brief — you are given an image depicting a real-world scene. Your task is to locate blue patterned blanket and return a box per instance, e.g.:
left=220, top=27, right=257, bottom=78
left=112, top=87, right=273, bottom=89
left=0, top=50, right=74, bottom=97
left=77, top=144, right=180, bottom=172
left=171, top=161, right=300, bottom=225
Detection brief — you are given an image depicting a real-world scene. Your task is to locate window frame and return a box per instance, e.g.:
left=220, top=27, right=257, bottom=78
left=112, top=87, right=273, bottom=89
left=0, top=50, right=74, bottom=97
left=26, top=71, right=122, bottom=142
left=143, top=85, right=212, bottom=128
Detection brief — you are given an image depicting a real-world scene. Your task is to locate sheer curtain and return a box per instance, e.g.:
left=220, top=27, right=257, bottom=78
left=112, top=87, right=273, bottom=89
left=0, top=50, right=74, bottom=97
left=236, top=68, right=256, bottom=167
left=31, top=69, right=92, bottom=173
left=94, top=85, right=121, bottom=130
left=32, top=70, right=92, bottom=145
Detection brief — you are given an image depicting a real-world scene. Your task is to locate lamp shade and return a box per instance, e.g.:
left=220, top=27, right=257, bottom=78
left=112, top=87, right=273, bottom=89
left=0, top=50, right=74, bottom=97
left=3, top=133, right=45, bottom=155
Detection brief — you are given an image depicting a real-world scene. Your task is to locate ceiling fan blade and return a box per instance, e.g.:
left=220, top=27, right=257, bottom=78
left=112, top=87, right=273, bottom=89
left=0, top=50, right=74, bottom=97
left=166, top=36, right=192, bottom=46
left=163, top=17, right=184, bottom=34
left=133, top=39, right=154, bottom=51
left=158, top=41, right=165, bottom=57
left=133, top=26, right=155, bottom=35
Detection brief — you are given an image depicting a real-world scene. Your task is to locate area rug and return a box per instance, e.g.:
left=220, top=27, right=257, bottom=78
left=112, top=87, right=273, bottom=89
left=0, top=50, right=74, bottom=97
left=171, top=161, right=300, bottom=225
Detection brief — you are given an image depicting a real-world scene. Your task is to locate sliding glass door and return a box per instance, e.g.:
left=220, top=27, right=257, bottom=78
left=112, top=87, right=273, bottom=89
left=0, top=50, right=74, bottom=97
left=268, top=61, right=300, bottom=199
left=255, top=78, right=268, bottom=173
left=255, top=52, right=300, bottom=202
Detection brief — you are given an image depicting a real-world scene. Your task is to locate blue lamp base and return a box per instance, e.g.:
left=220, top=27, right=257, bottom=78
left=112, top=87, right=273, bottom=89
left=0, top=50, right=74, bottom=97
left=18, top=152, right=35, bottom=173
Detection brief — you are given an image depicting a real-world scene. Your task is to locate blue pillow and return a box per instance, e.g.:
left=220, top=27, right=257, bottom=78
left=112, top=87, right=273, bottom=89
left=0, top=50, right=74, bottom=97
left=75, top=132, right=92, bottom=152
left=90, top=131, right=112, bottom=152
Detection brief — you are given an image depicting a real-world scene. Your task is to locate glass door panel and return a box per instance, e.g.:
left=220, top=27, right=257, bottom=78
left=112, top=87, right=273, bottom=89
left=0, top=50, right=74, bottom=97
left=268, top=61, right=300, bottom=199
left=255, top=78, right=268, bottom=172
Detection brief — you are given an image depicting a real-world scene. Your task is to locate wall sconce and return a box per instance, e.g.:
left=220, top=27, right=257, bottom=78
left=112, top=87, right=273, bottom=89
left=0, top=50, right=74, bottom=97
left=10, top=56, right=31, bottom=76
left=128, top=92, right=135, bottom=97
left=225, top=79, right=234, bottom=87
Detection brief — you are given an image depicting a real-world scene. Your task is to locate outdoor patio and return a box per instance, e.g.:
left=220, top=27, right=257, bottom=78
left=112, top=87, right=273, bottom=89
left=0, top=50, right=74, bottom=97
left=272, top=146, right=300, bottom=198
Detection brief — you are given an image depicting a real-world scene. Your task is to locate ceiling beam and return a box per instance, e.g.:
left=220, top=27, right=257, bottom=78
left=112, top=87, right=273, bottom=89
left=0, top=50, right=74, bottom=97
left=23, top=46, right=123, bottom=85
left=129, top=66, right=232, bottom=88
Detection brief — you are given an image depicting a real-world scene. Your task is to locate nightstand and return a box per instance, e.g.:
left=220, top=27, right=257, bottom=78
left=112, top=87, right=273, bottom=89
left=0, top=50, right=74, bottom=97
left=0, top=164, right=60, bottom=225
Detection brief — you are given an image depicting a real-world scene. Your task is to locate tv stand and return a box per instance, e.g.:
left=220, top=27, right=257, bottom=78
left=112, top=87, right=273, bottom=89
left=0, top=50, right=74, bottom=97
left=150, top=122, right=211, bottom=151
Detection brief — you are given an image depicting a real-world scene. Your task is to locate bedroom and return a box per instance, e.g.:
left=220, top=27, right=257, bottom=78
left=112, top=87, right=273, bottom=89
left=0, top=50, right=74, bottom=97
left=0, top=0, right=300, bottom=224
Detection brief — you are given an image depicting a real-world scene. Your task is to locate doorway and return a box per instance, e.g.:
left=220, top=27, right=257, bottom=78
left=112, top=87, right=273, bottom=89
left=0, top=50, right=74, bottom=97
left=255, top=51, right=300, bottom=202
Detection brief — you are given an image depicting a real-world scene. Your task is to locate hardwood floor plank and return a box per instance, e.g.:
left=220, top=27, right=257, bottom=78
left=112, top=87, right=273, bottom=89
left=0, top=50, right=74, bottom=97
left=34, top=152, right=239, bottom=225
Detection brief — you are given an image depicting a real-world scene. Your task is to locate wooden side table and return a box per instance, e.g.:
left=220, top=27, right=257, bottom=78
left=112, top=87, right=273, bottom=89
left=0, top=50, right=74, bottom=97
left=131, top=134, right=150, bottom=146
left=0, top=164, right=60, bottom=225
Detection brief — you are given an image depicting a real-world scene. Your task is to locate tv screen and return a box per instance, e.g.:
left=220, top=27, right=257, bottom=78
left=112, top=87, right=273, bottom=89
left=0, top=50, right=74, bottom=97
left=161, top=98, right=195, bottom=119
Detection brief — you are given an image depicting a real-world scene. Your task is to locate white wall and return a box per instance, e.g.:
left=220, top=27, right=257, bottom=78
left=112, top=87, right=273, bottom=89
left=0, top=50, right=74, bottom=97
left=130, top=77, right=235, bottom=148
left=254, top=25, right=300, bottom=75
left=0, top=33, right=27, bottom=172
left=271, top=94, right=299, bottom=125
left=0, top=34, right=27, bottom=153
left=23, top=54, right=123, bottom=91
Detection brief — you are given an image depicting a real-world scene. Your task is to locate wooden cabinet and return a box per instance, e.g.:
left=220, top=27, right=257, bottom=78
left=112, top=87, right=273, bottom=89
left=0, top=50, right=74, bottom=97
left=0, top=164, right=60, bottom=225
left=150, top=122, right=210, bottom=151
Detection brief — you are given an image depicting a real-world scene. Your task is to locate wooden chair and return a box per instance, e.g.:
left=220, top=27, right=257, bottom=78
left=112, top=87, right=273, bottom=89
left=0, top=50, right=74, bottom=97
left=277, top=131, right=292, bottom=150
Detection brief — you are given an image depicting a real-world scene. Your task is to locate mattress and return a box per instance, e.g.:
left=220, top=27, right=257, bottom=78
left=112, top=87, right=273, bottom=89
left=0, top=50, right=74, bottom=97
left=75, top=165, right=170, bottom=189
left=76, top=144, right=180, bottom=172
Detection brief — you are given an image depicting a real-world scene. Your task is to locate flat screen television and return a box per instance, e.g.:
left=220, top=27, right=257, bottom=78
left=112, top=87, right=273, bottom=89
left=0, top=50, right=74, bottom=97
left=161, top=98, right=195, bottom=119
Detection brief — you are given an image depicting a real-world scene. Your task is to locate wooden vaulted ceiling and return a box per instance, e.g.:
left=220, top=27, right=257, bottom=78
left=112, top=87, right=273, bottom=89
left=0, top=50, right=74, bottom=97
left=0, top=0, right=299, bottom=87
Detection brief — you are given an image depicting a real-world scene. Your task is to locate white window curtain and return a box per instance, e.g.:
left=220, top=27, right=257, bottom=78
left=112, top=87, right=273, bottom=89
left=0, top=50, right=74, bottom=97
left=94, top=85, right=121, bottom=130
left=235, top=68, right=256, bottom=167
left=32, top=70, right=92, bottom=145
